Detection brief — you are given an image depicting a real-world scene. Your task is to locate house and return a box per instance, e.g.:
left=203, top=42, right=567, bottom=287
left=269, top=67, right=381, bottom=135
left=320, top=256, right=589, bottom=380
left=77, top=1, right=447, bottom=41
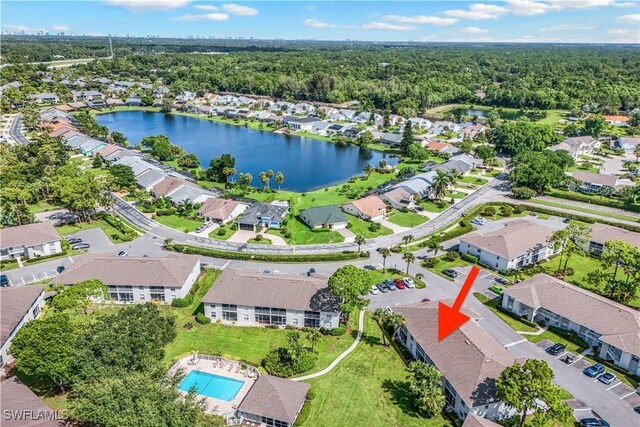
left=548, top=136, right=599, bottom=159
left=0, top=376, right=64, bottom=426
left=95, top=144, right=125, bottom=162
left=0, top=222, right=62, bottom=261
left=461, top=124, right=486, bottom=140
left=166, top=184, right=216, bottom=206
left=570, top=171, right=618, bottom=194
left=391, top=172, right=437, bottom=199
left=106, top=98, right=125, bottom=106
left=110, top=80, right=136, bottom=90
left=603, top=115, right=629, bottom=126
left=431, top=154, right=483, bottom=176
left=236, top=202, right=289, bottom=231
left=237, top=374, right=309, bottom=427
left=394, top=302, right=515, bottom=422
left=269, top=101, right=295, bottom=114
left=114, top=156, right=161, bottom=178
left=29, top=93, right=59, bottom=104
left=72, top=90, right=103, bottom=102
left=502, top=274, right=640, bottom=376
left=51, top=253, right=201, bottom=304
left=202, top=268, right=340, bottom=328
left=379, top=132, right=402, bottom=146
left=462, top=414, right=502, bottom=427
left=1, top=285, right=46, bottom=368
left=175, top=91, right=196, bottom=102
left=66, top=101, right=88, bottom=111
left=407, top=117, right=433, bottom=130
left=425, top=140, right=459, bottom=156
left=380, top=187, right=415, bottom=210
left=250, top=111, right=281, bottom=124
left=198, top=198, right=247, bottom=224
left=292, top=102, right=315, bottom=114
left=337, top=109, right=356, bottom=120
left=299, top=205, right=348, bottom=229
left=150, top=176, right=187, bottom=197
left=64, top=134, right=92, bottom=149
left=430, top=121, right=461, bottom=135
left=0, top=81, right=21, bottom=93
left=78, top=139, right=107, bottom=157
left=388, top=114, right=404, bottom=126
left=135, top=169, right=168, bottom=191
left=283, top=116, right=320, bottom=132
left=614, top=136, right=640, bottom=154
left=586, top=223, right=640, bottom=256
left=458, top=220, right=559, bottom=271
left=86, top=100, right=107, bottom=109
left=342, top=195, right=387, bottom=221
left=311, top=121, right=332, bottom=135
left=126, top=97, right=142, bottom=107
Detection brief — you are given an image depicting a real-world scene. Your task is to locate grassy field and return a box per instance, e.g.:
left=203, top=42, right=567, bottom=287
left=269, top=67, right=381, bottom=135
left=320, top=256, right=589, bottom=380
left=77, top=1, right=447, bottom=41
left=347, top=215, right=393, bottom=239
left=208, top=226, right=236, bottom=240
left=419, top=200, right=449, bottom=213
left=268, top=216, right=345, bottom=245
left=27, top=201, right=59, bottom=214
left=527, top=199, right=639, bottom=223
left=423, top=256, right=470, bottom=281
left=386, top=211, right=429, bottom=228
left=55, top=218, right=138, bottom=243
left=302, top=314, right=453, bottom=427
left=154, top=214, right=203, bottom=232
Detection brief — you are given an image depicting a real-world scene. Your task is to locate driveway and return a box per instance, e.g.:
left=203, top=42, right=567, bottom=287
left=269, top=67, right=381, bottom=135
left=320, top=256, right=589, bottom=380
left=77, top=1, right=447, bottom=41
left=336, top=227, right=355, bottom=242
left=380, top=219, right=410, bottom=234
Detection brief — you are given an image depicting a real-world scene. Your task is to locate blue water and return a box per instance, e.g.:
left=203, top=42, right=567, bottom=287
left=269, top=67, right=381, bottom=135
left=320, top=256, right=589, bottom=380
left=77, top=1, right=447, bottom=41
left=96, top=111, right=397, bottom=192
left=178, top=370, right=244, bottom=401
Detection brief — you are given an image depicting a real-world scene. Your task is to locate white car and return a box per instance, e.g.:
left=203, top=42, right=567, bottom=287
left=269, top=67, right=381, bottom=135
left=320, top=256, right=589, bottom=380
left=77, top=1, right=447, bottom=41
left=402, top=277, right=416, bottom=288
left=471, top=217, right=487, bottom=225
left=370, top=285, right=380, bottom=295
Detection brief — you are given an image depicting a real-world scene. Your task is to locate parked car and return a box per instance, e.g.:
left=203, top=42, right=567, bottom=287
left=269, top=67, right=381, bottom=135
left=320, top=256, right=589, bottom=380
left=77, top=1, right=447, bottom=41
left=583, top=363, right=605, bottom=378
left=383, top=279, right=396, bottom=291
left=598, top=372, right=616, bottom=385
left=195, top=225, right=207, bottom=233
left=546, top=343, right=566, bottom=356
left=117, top=251, right=128, bottom=257
left=495, top=277, right=510, bottom=285
left=56, top=266, right=65, bottom=274
left=308, top=268, right=316, bottom=274
left=563, top=218, right=571, bottom=223
left=421, top=298, right=431, bottom=302
left=579, top=418, right=610, bottom=427
left=262, top=269, right=271, bottom=274
left=377, top=283, right=389, bottom=293
left=0, top=274, right=9, bottom=287
left=402, top=277, right=416, bottom=288
left=529, top=212, right=538, bottom=217
left=66, top=237, right=82, bottom=245
left=443, top=269, right=458, bottom=278
left=489, top=285, right=503, bottom=295
left=72, top=243, right=90, bottom=250
left=471, top=217, right=487, bottom=225
left=370, top=285, right=380, bottom=295
left=395, top=281, right=406, bottom=290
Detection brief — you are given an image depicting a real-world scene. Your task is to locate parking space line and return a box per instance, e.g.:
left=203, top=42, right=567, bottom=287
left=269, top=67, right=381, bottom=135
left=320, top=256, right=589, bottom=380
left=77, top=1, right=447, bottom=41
left=555, top=351, right=569, bottom=359
left=504, top=339, right=527, bottom=348
left=619, top=391, right=636, bottom=400
left=573, top=408, right=592, bottom=412
left=593, top=378, right=599, bottom=383
left=606, top=382, right=623, bottom=391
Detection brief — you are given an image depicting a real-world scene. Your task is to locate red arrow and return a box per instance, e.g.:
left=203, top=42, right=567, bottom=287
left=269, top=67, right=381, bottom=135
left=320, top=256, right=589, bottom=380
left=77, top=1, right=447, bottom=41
left=438, top=265, right=480, bottom=341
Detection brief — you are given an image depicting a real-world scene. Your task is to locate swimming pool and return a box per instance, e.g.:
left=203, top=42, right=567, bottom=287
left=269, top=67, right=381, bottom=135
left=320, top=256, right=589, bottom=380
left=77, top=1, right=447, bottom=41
left=178, top=370, right=245, bottom=401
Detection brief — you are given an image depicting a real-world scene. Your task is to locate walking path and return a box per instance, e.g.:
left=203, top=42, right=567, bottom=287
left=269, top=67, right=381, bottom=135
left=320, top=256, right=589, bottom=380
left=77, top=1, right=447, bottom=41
left=291, top=309, right=365, bottom=381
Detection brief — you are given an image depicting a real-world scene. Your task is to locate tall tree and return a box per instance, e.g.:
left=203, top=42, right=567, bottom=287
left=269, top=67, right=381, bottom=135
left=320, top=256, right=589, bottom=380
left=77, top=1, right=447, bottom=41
left=546, top=221, right=591, bottom=275
left=355, top=235, right=366, bottom=253
left=430, top=170, right=453, bottom=200
left=402, top=252, right=416, bottom=276
left=405, top=361, right=446, bottom=418
left=377, top=247, right=391, bottom=273
left=51, top=279, right=109, bottom=315
left=400, top=120, right=414, bottom=154
left=584, top=115, right=606, bottom=138
left=275, top=171, right=285, bottom=191
left=206, top=154, right=236, bottom=182
left=372, top=308, right=390, bottom=345
left=327, top=265, right=371, bottom=317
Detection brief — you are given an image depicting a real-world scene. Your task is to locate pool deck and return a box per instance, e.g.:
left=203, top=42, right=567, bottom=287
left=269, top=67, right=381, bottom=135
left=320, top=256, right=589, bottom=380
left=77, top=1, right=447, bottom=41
left=174, top=356, right=258, bottom=416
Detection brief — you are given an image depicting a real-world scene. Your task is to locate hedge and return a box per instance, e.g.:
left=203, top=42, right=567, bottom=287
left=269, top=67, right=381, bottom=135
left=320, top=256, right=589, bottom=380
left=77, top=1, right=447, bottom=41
left=171, top=293, right=194, bottom=308
left=166, top=243, right=367, bottom=263
left=521, top=204, right=640, bottom=233
left=462, top=253, right=479, bottom=264
left=293, top=400, right=312, bottom=427
left=195, top=312, right=211, bottom=324
left=546, top=189, right=640, bottom=212
left=24, top=250, right=69, bottom=265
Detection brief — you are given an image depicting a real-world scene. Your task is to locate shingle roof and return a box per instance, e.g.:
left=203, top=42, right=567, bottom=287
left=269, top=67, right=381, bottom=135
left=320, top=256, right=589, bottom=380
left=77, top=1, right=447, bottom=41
left=0, top=285, right=44, bottom=347
left=202, top=268, right=339, bottom=312
left=503, top=274, right=640, bottom=355
left=0, top=222, right=60, bottom=249
left=460, top=220, right=555, bottom=260
left=589, top=223, right=639, bottom=248
left=0, top=377, right=61, bottom=427
left=395, top=302, right=515, bottom=407
left=237, top=203, right=288, bottom=226
left=299, top=205, right=347, bottom=227
left=198, top=198, right=240, bottom=221
left=380, top=187, right=413, bottom=206
left=50, top=254, right=199, bottom=288
left=462, top=414, right=502, bottom=427
left=151, top=176, right=187, bottom=196
left=238, top=375, right=309, bottom=424
left=572, top=171, right=618, bottom=187
left=344, top=195, right=387, bottom=218
left=135, top=169, right=167, bottom=189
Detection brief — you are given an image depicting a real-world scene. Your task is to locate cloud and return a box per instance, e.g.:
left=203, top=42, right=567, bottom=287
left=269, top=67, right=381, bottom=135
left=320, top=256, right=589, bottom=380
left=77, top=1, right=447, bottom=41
left=2, top=24, right=43, bottom=32
left=193, top=4, right=218, bottom=11
left=304, top=4, right=317, bottom=10
left=50, top=25, right=70, bottom=31
left=444, top=4, right=509, bottom=20
left=172, top=12, right=229, bottom=21
left=613, top=1, right=638, bottom=7
left=104, top=0, right=191, bottom=11
left=361, top=22, right=417, bottom=31
left=460, top=26, right=490, bottom=34
left=607, top=28, right=633, bottom=34
left=303, top=19, right=336, bottom=29
left=221, top=4, right=258, bottom=16
left=539, top=23, right=596, bottom=31
left=506, top=0, right=558, bottom=16
left=383, top=15, right=458, bottom=25
left=616, top=13, right=640, bottom=23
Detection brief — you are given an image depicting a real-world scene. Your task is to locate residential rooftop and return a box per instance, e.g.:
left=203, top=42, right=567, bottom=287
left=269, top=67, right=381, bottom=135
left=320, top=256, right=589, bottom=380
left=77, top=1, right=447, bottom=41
left=0, top=222, right=60, bottom=249
left=0, top=285, right=44, bottom=348
left=589, top=223, right=639, bottom=248
left=0, top=377, right=61, bottom=427
left=238, top=374, right=309, bottom=424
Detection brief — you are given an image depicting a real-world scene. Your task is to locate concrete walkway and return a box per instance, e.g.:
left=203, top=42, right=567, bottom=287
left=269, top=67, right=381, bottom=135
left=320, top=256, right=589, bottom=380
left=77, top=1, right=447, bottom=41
left=291, top=309, right=365, bottom=381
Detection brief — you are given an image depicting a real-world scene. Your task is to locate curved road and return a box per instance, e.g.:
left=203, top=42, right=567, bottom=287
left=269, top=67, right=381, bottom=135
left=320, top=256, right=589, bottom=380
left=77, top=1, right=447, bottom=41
left=9, top=114, right=29, bottom=145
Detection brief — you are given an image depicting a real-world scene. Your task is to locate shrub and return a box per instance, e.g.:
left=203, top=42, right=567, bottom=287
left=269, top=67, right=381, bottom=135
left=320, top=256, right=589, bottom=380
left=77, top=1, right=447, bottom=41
left=422, top=258, right=438, bottom=268
left=156, top=208, right=175, bottom=216
left=482, top=206, right=497, bottom=217
left=183, top=322, right=194, bottom=329
left=255, top=234, right=263, bottom=241
left=511, top=186, right=537, bottom=199
left=297, top=350, right=318, bottom=373
left=306, top=389, right=316, bottom=400
left=171, top=293, right=194, bottom=308
left=293, top=401, right=311, bottom=427
left=368, top=222, right=381, bottom=232
left=320, top=324, right=347, bottom=336
left=263, top=348, right=295, bottom=377
left=345, top=222, right=353, bottom=229
left=443, top=251, right=460, bottom=262
left=462, top=253, right=479, bottom=264
left=500, top=206, right=514, bottom=217
left=217, top=228, right=227, bottom=236
left=167, top=244, right=365, bottom=262
left=264, top=324, right=280, bottom=329
left=195, top=312, right=211, bottom=324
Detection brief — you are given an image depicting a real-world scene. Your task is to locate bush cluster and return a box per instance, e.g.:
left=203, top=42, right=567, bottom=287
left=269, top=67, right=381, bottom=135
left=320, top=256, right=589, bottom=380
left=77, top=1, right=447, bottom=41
left=166, top=244, right=365, bottom=262
left=195, top=312, right=211, bottom=324
left=319, top=324, right=347, bottom=336
left=170, top=293, right=194, bottom=308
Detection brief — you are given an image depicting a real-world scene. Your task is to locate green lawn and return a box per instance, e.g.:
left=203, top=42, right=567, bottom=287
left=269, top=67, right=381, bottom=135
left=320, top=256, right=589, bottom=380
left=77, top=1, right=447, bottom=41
left=445, top=190, right=466, bottom=199
left=347, top=215, right=393, bottom=239
left=457, top=176, right=488, bottom=185
left=423, top=255, right=470, bottom=281
left=208, top=226, right=236, bottom=240
left=268, top=216, right=345, bottom=245
left=302, top=314, right=453, bottom=427
left=385, top=211, right=429, bottom=228
left=27, top=201, right=59, bottom=214
left=248, top=237, right=272, bottom=244
left=154, top=214, right=203, bottom=232
left=419, top=200, right=449, bottom=213
left=527, top=199, right=639, bottom=223
left=474, top=293, right=539, bottom=333
left=56, top=218, right=137, bottom=243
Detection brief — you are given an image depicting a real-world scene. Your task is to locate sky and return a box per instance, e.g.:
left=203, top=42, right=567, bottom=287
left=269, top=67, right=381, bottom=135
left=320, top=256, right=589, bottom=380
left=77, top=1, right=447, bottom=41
left=1, top=0, right=639, bottom=43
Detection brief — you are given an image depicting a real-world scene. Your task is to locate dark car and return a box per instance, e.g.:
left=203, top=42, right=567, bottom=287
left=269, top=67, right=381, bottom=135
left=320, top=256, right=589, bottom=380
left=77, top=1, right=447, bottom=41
left=598, top=372, right=616, bottom=385
left=66, top=237, right=82, bottom=245
left=377, top=283, right=389, bottom=293
left=72, top=243, right=90, bottom=250
left=495, top=277, right=510, bottom=285
left=56, top=266, right=65, bottom=274
left=546, top=343, right=566, bottom=356
left=443, top=269, right=458, bottom=278
left=383, top=279, right=396, bottom=291
left=579, top=418, right=610, bottom=427
left=0, top=274, right=9, bottom=287
left=583, top=363, right=605, bottom=378
left=307, top=268, right=316, bottom=276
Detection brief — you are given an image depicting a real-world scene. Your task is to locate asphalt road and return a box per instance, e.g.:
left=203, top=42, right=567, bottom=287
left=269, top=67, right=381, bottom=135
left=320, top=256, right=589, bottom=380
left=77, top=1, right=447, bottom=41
left=9, top=113, right=29, bottom=145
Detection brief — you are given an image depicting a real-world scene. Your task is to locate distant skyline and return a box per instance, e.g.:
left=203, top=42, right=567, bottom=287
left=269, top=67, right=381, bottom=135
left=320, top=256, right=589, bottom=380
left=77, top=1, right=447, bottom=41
left=1, top=1, right=639, bottom=43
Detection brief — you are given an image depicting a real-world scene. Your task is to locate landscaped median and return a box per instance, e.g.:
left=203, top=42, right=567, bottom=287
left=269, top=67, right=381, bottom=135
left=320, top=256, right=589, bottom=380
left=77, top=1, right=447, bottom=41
left=166, top=243, right=369, bottom=263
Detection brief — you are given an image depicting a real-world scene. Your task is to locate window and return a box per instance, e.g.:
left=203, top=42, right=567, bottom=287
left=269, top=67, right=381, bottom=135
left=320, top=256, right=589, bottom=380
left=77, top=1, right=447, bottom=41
left=222, top=304, right=238, bottom=321
left=304, top=310, right=321, bottom=328
left=255, top=307, right=287, bottom=325
left=243, top=314, right=249, bottom=321
left=292, top=319, right=298, bottom=325
left=150, top=286, right=165, bottom=302
left=139, top=286, right=144, bottom=290
left=32, top=305, right=41, bottom=318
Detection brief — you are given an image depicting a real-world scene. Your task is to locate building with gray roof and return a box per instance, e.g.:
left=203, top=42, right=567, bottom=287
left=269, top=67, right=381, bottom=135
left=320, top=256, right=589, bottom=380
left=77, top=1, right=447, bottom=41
left=299, top=205, right=348, bottom=229
left=1, top=285, right=45, bottom=368
left=236, top=202, right=289, bottom=231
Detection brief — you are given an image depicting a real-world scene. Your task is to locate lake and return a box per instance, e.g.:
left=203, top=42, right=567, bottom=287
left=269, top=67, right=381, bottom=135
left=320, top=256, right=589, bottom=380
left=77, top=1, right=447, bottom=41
left=95, top=111, right=397, bottom=192
left=451, top=107, right=520, bottom=120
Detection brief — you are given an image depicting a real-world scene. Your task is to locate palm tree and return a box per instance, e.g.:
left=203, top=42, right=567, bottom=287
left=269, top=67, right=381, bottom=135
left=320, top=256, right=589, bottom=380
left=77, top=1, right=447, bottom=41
left=372, top=308, right=390, bottom=346
left=363, top=164, right=375, bottom=180
left=275, top=171, right=285, bottom=192
left=355, top=235, right=366, bottom=253
left=415, top=272, right=424, bottom=281
left=635, top=144, right=640, bottom=163
left=306, top=328, right=322, bottom=351
left=402, top=252, right=416, bottom=276
left=258, top=171, right=269, bottom=191
left=266, top=170, right=274, bottom=189
left=377, top=247, right=391, bottom=273
left=378, top=159, right=388, bottom=169
left=426, top=237, right=443, bottom=257
left=388, top=313, right=406, bottom=342
left=431, top=170, right=454, bottom=201
left=402, top=234, right=414, bottom=247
